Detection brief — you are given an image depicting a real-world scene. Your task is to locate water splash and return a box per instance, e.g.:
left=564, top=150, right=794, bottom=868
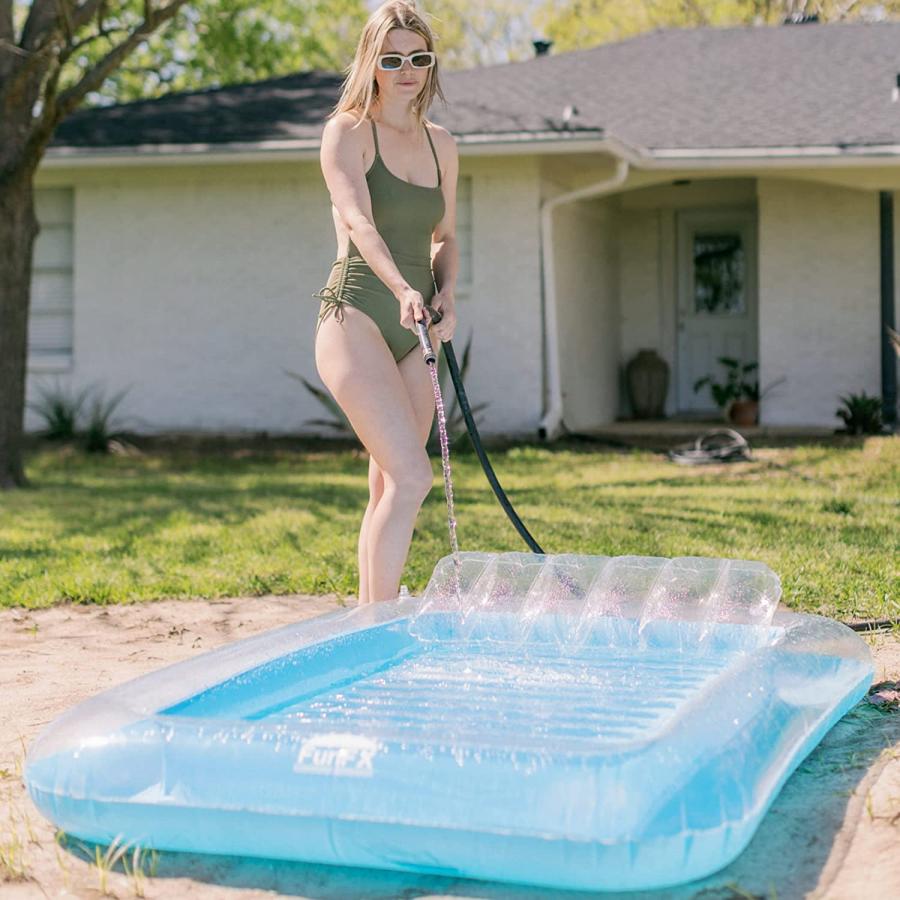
left=428, top=363, right=461, bottom=599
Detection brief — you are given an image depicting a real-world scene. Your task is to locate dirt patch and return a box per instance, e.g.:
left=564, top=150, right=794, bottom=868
left=1, top=600, right=898, bottom=899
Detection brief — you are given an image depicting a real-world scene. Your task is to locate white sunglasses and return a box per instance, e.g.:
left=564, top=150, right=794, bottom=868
left=376, top=51, right=436, bottom=71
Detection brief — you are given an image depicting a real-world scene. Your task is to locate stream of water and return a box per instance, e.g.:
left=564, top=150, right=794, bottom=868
left=428, top=363, right=462, bottom=599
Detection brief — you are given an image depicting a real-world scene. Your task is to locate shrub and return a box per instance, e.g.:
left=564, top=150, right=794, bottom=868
left=693, top=357, right=759, bottom=409
left=28, top=380, right=131, bottom=452
left=27, top=380, right=91, bottom=441
left=82, top=386, right=132, bottom=453
left=835, top=391, right=883, bottom=435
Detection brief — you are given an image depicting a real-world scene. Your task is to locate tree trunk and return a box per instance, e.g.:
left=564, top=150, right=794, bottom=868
left=1, top=0, right=193, bottom=491
left=0, top=161, right=40, bottom=489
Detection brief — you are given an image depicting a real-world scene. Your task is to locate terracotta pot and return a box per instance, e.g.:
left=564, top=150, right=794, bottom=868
left=729, top=399, right=758, bottom=426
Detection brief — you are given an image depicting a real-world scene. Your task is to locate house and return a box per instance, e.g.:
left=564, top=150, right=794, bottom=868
left=28, top=19, right=900, bottom=439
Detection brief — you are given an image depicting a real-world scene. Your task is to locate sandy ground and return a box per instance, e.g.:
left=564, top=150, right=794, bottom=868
left=1, top=597, right=898, bottom=900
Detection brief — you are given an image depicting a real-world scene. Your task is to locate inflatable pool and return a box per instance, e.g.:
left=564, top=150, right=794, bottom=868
left=24, top=552, right=873, bottom=892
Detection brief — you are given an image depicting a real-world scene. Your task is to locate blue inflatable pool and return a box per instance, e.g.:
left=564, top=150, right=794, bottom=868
left=24, top=552, right=873, bottom=892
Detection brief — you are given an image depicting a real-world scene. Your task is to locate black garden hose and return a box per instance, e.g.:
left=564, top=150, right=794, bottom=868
left=423, top=306, right=544, bottom=553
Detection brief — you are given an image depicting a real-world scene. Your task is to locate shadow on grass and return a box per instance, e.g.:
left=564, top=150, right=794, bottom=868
left=15, top=447, right=371, bottom=544
left=22, top=431, right=880, bottom=462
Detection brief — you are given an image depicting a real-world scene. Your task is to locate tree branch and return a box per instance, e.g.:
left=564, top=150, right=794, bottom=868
left=72, top=0, right=109, bottom=33
left=0, top=35, right=63, bottom=111
left=2, top=1, right=67, bottom=93
left=0, top=38, right=30, bottom=58
left=0, top=1, right=13, bottom=44
left=53, top=0, right=190, bottom=119
left=57, top=25, right=132, bottom=66
left=57, top=0, right=76, bottom=45
left=20, top=0, right=67, bottom=52
left=4, top=1, right=115, bottom=98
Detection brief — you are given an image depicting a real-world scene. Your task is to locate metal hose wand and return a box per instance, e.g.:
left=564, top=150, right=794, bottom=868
left=415, top=313, right=436, bottom=366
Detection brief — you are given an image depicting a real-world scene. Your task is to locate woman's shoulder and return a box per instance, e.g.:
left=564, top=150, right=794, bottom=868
left=424, top=119, right=457, bottom=153
left=323, top=110, right=371, bottom=142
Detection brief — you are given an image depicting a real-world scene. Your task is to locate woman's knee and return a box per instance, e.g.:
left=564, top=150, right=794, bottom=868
left=381, top=454, right=433, bottom=505
left=368, top=457, right=385, bottom=504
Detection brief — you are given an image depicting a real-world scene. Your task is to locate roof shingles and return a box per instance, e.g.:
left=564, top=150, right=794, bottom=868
left=49, top=21, right=900, bottom=155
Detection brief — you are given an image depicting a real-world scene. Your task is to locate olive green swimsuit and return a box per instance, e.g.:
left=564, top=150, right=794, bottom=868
left=312, top=116, right=446, bottom=362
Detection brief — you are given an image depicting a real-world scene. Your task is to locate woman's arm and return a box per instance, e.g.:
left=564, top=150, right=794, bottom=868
left=319, top=113, right=423, bottom=316
left=429, top=126, right=459, bottom=342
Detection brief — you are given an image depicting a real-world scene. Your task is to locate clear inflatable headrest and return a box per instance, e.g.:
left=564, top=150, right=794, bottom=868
left=407, top=552, right=782, bottom=649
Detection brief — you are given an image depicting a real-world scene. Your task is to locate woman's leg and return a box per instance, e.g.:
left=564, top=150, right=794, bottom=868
left=359, top=330, right=435, bottom=603
left=357, top=455, right=384, bottom=604
left=315, top=306, right=434, bottom=604
left=358, top=336, right=439, bottom=600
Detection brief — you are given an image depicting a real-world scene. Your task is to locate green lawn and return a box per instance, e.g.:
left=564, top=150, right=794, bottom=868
left=1, top=435, right=898, bottom=620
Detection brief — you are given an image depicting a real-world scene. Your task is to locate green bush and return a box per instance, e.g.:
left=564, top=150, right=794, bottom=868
left=27, top=380, right=91, bottom=441
left=836, top=391, right=883, bottom=435
left=82, top=387, right=132, bottom=453
left=28, top=380, right=131, bottom=452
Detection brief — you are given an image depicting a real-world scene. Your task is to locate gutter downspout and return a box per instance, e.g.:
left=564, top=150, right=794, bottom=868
left=880, top=191, right=897, bottom=429
left=538, top=157, right=630, bottom=440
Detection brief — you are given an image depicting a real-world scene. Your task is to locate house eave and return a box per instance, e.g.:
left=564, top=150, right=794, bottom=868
left=641, top=144, right=900, bottom=168
left=38, top=132, right=900, bottom=171
left=38, top=129, right=609, bottom=169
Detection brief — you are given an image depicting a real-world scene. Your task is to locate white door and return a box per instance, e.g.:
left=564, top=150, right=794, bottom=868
left=676, top=208, right=758, bottom=414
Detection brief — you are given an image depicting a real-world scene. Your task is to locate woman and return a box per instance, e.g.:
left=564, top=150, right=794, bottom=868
left=312, top=1, right=459, bottom=605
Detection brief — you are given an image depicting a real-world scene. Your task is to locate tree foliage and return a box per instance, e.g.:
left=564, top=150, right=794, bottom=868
left=424, top=0, right=538, bottom=68
left=534, top=0, right=900, bottom=52
left=9, top=0, right=368, bottom=107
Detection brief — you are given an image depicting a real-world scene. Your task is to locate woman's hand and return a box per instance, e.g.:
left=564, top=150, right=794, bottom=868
left=429, top=289, right=457, bottom=342
left=397, top=286, right=427, bottom=332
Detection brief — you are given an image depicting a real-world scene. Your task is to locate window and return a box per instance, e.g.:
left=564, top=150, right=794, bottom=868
left=455, top=174, right=473, bottom=292
left=693, top=232, right=745, bottom=315
left=29, top=187, right=74, bottom=368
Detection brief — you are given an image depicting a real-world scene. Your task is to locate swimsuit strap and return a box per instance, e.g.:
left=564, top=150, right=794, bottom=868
left=423, top=123, right=442, bottom=187
left=370, top=116, right=441, bottom=188
left=370, top=116, right=381, bottom=158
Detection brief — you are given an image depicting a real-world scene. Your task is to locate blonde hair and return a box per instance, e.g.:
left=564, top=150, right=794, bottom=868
left=327, top=1, right=446, bottom=129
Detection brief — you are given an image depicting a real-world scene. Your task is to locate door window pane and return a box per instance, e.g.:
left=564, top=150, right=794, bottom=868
left=693, top=232, right=744, bottom=314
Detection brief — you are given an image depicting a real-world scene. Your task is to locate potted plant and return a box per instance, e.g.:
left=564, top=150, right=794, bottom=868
left=693, top=357, right=784, bottom=426
left=731, top=378, right=762, bottom=427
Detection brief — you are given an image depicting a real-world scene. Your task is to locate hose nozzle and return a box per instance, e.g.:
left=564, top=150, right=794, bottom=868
left=415, top=305, right=442, bottom=366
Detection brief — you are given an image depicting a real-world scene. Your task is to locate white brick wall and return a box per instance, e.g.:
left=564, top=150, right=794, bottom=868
left=618, top=206, right=664, bottom=417
left=27, top=165, right=327, bottom=434
left=553, top=197, right=619, bottom=430
left=27, top=161, right=890, bottom=437
left=757, top=178, right=881, bottom=426
left=27, top=156, right=544, bottom=437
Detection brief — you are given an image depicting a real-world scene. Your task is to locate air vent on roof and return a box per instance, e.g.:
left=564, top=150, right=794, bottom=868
left=532, top=38, right=553, bottom=56
left=782, top=13, right=819, bottom=24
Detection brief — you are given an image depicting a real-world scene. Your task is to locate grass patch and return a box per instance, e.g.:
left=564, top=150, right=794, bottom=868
left=1, top=435, right=898, bottom=619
